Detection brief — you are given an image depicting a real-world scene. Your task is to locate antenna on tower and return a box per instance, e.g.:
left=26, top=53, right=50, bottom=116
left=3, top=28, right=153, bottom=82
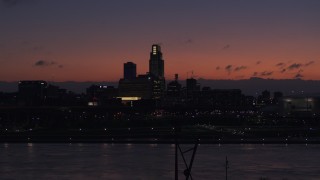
left=187, top=71, right=195, bottom=79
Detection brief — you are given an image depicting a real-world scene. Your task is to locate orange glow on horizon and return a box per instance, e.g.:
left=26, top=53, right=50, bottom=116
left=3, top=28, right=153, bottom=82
left=1, top=40, right=319, bottom=82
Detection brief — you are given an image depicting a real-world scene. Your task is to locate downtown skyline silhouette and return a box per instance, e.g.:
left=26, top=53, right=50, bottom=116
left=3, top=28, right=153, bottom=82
left=1, top=1, right=320, bottom=179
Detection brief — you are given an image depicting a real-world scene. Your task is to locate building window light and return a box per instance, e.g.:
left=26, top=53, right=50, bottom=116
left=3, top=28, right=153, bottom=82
left=153, top=46, right=157, bottom=54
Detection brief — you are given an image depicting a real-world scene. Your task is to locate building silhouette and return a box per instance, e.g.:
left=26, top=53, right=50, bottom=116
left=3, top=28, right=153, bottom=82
left=18, top=80, right=47, bottom=106
left=86, top=85, right=118, bottom=106
left=258, top=90, right=271, bottom=105
left=149, top=44, right=165, bottom=98
left=118, top=44, right=166, bottom=102
left=124, top=62, right=136, bottom=80
left=167, top=74, right=181, bottom=97
left=273, top=91, right=283, bottom=104
left=118, top=74, right=153, bottom=100
left=186, top=78, right=200, bottom=99
left=149, top=44, right=164, bottom=78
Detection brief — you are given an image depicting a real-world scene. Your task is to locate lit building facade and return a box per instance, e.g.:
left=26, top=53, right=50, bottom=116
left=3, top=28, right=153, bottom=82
left=118, top=74, right=153, bottom=100
left=149, top=44, right=165, bottom=98
left=118, top=44, right=166, bottom=102
left=119, top=73, right=164, bottom=99
left=149, top=44, right=164, bottom=78
left=281, top=96, right=320, bottom=116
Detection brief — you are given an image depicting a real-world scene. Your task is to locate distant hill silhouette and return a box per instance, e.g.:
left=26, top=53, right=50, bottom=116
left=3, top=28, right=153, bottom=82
left=196, top=78, right=320, bottom=96
left=1, top=78, right=320, bottom=96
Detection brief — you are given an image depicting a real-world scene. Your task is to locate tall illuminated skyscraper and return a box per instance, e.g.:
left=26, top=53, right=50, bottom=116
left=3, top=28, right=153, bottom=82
left=118, top=45, right=166, bottom=101
left=149, top=44, right=164, bottom=78
left=148, top=44, right=165, bottom=99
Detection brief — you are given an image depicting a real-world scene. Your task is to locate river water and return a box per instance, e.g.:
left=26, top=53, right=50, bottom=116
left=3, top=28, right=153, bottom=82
left=0, top=143, right=319, bottom=179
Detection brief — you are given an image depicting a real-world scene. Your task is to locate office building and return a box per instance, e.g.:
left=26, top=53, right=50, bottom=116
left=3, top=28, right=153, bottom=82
left=124, top=62, right=136, bottom=80
left=149, top=44, right=164, bottom=78
left=281, top=96, right=320, bottom=116
left=149, top=44, right=165, bottom=97
left=167, top=74, right=182, bottom=97
left=118, top=74, right=153, bottom=100
left=18, top=80, right=47, bottom=106
left=186, top=78, right=200, bottom=97
left=86, top=85, right=118, bottom=106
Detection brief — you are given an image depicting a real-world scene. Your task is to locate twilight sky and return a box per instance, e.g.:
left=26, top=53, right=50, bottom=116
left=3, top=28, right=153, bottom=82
left=1, top=0, right=320, bottom=82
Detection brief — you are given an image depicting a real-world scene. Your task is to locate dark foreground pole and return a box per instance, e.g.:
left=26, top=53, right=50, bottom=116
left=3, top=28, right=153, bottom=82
left=226, top=156, right=229, bottom=180
left=186, top=142, right=198, bottom=180
left=175, top=128, right=178, bottom=180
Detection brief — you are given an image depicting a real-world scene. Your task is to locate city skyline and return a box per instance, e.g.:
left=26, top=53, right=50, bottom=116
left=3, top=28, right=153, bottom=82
left=1, top=0, right=320, bottom=82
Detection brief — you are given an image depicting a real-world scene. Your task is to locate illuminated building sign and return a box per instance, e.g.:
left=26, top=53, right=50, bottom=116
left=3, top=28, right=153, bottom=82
left=152, top=46, right=157, bottom=55
left=118, top=97, right=141, bottom=101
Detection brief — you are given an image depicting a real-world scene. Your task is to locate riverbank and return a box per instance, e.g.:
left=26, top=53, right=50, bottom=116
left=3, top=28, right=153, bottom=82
left=1, top=134, right=319, bottom=144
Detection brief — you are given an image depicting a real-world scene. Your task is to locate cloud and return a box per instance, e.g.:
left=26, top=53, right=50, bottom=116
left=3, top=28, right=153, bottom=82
left=35, top=60, right=52, bottom=66
left=185, top=39, right=194, bottom=44
left=256, top=61, right=261, bottom=65
left=287, top=63, right=303, bottom=70
left=216, top=66, right=220, bottom=70
left=275, top=61, right=314, bottom=74
left=222, top=44, right=230, bottom=50
left=252, top=71, right=273, bottom=77
left=225, top=65, right=232, bottom=74
left=223, top=65, right=247, bottom=74
left=34, top=60, right=62, bottom=68
left=234, top=66, right=247, bottom=72
left=260, top=71, right=273, bottom=76
left=304, top=61, right=315, bottom=67
left=275, top=62, right=285, bottom=67
left=294, top=73, right=303, bottom=79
